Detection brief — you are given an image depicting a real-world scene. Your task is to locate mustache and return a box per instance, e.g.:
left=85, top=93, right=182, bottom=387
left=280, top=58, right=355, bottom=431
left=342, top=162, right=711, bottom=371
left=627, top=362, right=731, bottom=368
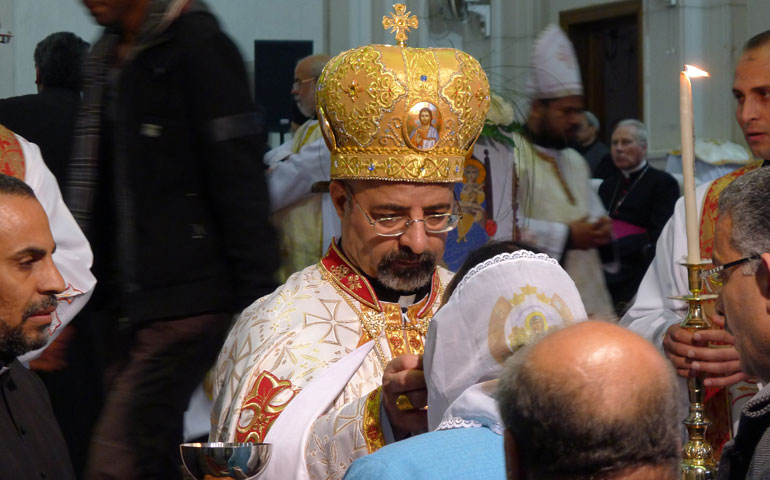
left=22, top=295, right=58, bottom=322
left=383, top=248, right=437, bottom=265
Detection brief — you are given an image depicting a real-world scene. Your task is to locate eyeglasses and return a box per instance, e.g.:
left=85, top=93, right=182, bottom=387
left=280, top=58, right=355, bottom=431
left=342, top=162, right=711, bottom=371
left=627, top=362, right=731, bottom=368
left=702, top=254, right=761, bottom=293
left=292, top=77, right=316, bottom=90
left=348, top=190, right=461, bottom=237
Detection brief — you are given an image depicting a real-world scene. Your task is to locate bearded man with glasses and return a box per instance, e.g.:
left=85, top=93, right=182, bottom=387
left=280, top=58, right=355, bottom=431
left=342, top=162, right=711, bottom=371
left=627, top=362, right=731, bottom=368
left=209, top=10, right=490, bottom=479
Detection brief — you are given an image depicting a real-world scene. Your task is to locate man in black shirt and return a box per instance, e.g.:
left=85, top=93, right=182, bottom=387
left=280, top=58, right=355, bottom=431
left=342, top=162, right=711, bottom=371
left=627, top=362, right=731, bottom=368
left=0, top=174, right=75, bottom=480
left=0, top=32, right=89, bottom=186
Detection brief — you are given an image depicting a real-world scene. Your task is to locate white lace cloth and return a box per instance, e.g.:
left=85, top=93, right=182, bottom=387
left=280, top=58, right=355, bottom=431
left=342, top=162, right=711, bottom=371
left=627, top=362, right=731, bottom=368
left=425, top=250, right=587, bottom=433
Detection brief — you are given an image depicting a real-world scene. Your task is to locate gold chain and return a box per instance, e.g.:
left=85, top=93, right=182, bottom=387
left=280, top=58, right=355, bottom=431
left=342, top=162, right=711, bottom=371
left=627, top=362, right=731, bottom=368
left=319, top=267, right=442, bottom=369
left=320, top=268, right=390, bottom=369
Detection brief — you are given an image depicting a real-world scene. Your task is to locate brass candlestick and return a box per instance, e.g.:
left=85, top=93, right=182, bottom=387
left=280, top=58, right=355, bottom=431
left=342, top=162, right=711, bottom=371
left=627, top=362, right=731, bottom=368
left=676, top=261, right=718, bottom=479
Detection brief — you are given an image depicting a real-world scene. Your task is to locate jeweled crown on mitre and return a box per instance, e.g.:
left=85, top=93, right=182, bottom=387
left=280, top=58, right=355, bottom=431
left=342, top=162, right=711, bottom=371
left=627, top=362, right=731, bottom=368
left=316, top=3, right=490, bottom=183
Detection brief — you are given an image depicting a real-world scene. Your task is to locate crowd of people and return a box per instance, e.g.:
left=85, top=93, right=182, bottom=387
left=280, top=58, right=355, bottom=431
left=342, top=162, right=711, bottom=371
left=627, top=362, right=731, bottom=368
left=1, top=1, right=770, bottom=479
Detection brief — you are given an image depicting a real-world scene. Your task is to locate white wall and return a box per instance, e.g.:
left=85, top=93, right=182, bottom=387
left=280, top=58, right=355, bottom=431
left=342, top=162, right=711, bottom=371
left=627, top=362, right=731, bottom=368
left=205, top=0, right=327, bottom=74
left=0, top=0, right=326, bottom=99
left=0, top=0, right=99, bottom=99
left=0, top=0, right=14, bottom=99
left=2, top=0, right=770, bottom=156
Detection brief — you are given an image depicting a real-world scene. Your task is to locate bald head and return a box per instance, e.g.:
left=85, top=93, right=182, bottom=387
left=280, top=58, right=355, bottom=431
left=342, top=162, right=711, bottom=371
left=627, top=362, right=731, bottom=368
left=292, top=54, right=330, bottom=118
left=533, top=321, right=671, bottom=414
left=498, top=321, right=680, bottom=480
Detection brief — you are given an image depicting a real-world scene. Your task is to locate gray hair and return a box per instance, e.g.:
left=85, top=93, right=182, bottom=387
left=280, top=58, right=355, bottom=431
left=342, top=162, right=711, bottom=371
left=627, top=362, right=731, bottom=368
left=614, top=119, right=648, bottom=148
left=583, top=111, right=600, bottom=130
left=497, top=338, right=680, bottom=480
left=298, top=54, right=331, bottom=79
left=718, top=167, right=770, bottom=273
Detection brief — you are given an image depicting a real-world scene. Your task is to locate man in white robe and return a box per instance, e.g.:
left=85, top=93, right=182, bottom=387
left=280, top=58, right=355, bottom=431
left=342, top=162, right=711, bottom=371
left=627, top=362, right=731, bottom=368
left=622, top=30, right=770, bottom=453
left=210, top=12, right=490, bottom=480
left=515, top=25, right=614, bottom=315
left=264, top=54, right=340, bottom=281
left=0, top=125, right=94, bottom=366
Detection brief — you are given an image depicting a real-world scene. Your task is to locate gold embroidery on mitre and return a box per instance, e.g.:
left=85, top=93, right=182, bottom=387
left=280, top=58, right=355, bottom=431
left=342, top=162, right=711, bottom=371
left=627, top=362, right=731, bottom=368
left=404, top=49, right=439, bottom=106
left=316, top=6, right=490, bottom=183
left=331, top=153, right=464, bottom=182
left=442, top=50, right=490, bottom=150
left=318, top=46, right=407, bottom=148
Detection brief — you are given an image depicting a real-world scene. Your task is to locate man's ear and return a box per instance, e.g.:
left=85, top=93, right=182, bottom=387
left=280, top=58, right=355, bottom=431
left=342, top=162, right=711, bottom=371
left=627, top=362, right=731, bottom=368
left=328, top=180, right=348, bottom=220
left=759, top=253, right=770, bottom=301
left=504, top=429, right=522, bottom=480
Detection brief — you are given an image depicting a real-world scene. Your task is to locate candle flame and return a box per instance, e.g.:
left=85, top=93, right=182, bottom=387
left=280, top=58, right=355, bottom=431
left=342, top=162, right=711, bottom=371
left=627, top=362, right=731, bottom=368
left=683, top=64, right=710, bottom=78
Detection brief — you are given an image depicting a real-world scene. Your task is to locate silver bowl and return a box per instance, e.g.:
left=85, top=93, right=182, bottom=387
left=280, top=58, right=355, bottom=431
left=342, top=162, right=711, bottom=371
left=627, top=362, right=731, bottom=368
left=180, top=442, right=271, bottom=480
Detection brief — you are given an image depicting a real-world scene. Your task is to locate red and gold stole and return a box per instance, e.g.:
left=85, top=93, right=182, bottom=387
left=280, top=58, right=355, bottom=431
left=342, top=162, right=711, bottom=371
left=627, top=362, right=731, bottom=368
left=0, top=125, right=26, bottom=180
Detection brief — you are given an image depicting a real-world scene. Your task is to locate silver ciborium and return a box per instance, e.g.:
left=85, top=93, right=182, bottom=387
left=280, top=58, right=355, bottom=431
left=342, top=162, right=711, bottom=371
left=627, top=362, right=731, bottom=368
left=180, top=442, right=271, bottom=480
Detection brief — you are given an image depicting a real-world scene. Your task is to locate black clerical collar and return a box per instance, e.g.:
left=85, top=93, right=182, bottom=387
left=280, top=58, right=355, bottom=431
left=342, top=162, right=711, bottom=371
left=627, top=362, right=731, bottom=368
left=621, top=160, right=648, bottom=179
left=363, top=272, right=430, bottom=305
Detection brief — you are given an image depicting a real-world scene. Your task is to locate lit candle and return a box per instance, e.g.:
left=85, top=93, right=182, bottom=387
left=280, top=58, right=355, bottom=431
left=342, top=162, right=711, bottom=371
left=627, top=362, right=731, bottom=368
left=680, top=64, right=709, bottom=264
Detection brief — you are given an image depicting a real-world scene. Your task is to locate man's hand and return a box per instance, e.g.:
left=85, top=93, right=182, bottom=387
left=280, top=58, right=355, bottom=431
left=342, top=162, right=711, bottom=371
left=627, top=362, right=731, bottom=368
left=568, top=216, right=613, bottom=250
left=381, top=354, right=427, bottom=440
left=594, top=216, right=612, bottom=239
left=662, top=318, right=748, bottom=388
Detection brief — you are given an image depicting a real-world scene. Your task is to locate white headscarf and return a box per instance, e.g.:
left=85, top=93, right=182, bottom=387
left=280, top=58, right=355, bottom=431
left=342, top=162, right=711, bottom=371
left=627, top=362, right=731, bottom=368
left=424, top=250, right=587, bottom=433
left=526, top=24, right=583, bottom=99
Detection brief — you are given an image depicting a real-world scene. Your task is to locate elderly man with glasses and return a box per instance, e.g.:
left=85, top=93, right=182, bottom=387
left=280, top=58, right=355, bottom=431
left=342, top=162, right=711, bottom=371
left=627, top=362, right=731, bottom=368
left=704, top=167, right=770, bottom=479
left=209, top=11, right=490, bottom=480
left=264, top=54, right=336, bottom=283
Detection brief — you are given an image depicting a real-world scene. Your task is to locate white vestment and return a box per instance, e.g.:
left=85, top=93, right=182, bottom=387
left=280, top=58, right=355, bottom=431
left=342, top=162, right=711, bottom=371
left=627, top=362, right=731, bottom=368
left=13, top=134, right=95, bottom=363
left=211, top=243, right=451, bottom=480
left=621, top=179, right=757, bottom=430
left=513, top=132, right=614, bottom=315
left=620, top=185, right=710, bottom=345
left=265, top=120, right=340, bottom=258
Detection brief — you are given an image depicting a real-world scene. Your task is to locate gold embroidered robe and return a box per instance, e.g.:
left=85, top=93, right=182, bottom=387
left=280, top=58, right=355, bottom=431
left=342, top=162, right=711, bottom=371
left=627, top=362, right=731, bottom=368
left=210, top=242, right=451, bottom=480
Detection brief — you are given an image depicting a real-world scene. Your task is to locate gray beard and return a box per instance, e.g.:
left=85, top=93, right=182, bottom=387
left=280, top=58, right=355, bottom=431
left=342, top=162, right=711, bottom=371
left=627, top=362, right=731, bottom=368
left=376, top=250, right=437, bottom=293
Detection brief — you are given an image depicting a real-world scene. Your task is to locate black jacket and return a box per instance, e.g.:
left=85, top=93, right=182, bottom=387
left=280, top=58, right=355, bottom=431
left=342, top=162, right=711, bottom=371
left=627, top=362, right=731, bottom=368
left=84, top=10, right=278, bottom=321
left=0, top=361, right=76, bottom=480
left=598, top=164, right=679, bottom=307
left=0, top=87, right=81, bottom=185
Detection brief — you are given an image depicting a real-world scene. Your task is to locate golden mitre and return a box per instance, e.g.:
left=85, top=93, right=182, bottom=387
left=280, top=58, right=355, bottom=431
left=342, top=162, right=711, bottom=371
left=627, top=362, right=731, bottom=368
left=316, top=3, right=490, bottom=183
